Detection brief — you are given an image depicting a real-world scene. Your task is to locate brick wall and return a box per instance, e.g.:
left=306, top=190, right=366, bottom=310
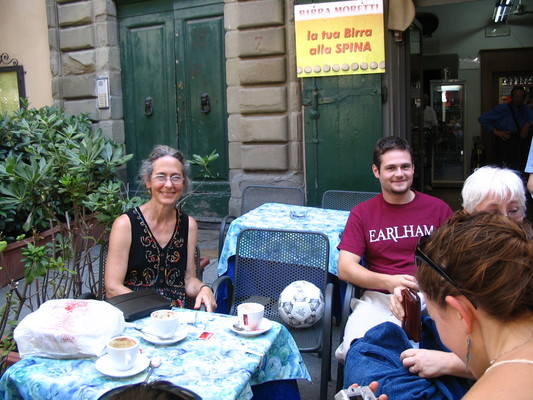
left=47, top=0, right=305, bottom=215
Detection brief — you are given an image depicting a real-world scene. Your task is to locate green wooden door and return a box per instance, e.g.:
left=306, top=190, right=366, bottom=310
left=117, top=0, right=229, bottom=216
left=174, top=4, right=229, bottom=216
left=303, top=74, right=383, bottom=206
left=119, top=9, right=177, bottom=187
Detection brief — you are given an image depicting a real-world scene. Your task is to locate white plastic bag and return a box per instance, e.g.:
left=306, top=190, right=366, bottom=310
left=14, top=299, right=125, bottom=359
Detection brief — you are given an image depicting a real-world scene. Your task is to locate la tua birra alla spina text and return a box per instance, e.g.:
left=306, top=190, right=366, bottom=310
left=307, top=28, right=373, bottom=55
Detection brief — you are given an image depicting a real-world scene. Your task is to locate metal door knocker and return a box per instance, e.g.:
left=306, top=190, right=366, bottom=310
left=200, top=93, right=211, bottom=114
left=144, top=97, right=153, bottom=116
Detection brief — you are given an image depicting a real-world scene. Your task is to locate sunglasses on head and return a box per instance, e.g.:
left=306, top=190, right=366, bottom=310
left=415, top=235, right=477, bottom=309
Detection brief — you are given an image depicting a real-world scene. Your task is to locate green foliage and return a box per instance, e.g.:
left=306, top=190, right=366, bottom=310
left=83, top=181, right=145, bottom=231
left=0, top=102, right=138, bottom=370
left=188, top=150, right=219, bottom=179
left=0, top=103, right=132, bottom=242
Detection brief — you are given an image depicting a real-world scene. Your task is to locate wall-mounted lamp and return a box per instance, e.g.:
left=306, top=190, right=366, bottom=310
left=492, top=0, right=514, bottom=23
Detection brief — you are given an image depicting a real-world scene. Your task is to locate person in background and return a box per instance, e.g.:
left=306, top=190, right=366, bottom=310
left=389, top=165, right=527, bottom=381
left=416, top=212, right=533, bottom=399
left=524, top=136, right=533, bottom=211
left=478, top=86, right=533, bottom=172
left=422, top=93, right=438, bottom=132
left=422, top=94, right=439, bottom=191
left=105, top=145, right=216, bottom=312
left=335, top=136, right=452, bottom=362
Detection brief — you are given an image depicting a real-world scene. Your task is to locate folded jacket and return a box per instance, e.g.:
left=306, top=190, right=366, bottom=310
left=344, top=320, right=471, bottom=399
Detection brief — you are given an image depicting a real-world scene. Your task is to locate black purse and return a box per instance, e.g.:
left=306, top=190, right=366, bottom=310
left=106, top=289, right=172, bottom=322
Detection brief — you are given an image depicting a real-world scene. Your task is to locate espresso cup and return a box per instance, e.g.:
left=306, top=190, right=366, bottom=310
left=150, top=309, right=180, bottom=338
left=237, top=302, right=264, bottom=331
left=107, top=336, right=139, bottom=371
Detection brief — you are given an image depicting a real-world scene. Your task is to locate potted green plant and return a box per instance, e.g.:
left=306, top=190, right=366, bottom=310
left=0, top=101, right=136, bottom=282
left=0, top=101, right=143, bottom=372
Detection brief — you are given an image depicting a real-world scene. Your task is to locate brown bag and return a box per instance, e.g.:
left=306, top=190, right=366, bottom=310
left=401, top=288, right=421, bottom=342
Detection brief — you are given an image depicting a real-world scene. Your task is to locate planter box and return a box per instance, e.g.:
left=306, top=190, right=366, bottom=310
left=4, top=351, right=21, bottom=369
left=0, top=226, right=60, bottom=288
left=0, top=218, right=105, bottom=288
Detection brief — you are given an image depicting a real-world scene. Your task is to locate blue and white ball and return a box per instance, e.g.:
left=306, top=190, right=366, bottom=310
left=278, top=281, right=324, bottom=328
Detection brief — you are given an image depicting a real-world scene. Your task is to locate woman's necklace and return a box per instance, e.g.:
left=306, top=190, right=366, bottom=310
left=490, top=338, right=533, bottom=365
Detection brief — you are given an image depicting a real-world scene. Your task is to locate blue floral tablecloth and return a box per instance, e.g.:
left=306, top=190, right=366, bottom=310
left=0, top=309, right=310, bottom=400
left=218, top=203, right=349, bottom=277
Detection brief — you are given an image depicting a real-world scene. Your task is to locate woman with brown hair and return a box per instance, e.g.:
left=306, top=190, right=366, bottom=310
left=416, top=211, right=533, bottom=398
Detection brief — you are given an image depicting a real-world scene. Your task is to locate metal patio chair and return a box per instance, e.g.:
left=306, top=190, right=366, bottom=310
left=212, top=228, right=333, bottom=400
left=321, top=190, right=380, bottom=211
left=218, top=185, right=305, bottom=256
left=80, top=243, right=208, bottom=306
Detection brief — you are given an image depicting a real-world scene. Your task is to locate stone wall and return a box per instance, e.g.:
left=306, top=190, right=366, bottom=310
left=46, top=0, right=305, bottom=216
left=224, top=0, right=305, bottom=215
left=47, top=0, right=124, bottom=144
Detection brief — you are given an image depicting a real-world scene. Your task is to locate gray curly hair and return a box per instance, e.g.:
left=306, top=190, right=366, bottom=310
left=138, top=145, right=191, bottom=193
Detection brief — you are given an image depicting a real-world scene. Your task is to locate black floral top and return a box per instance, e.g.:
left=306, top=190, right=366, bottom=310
left=124, top=207, right=188, bottom=307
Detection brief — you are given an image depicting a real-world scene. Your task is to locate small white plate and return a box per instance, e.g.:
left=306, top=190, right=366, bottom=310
left=228, top=317, right=273, bottom=336
left=140, top=325, right=188, bottom=345
left=95, top=353, right=150, bottom=378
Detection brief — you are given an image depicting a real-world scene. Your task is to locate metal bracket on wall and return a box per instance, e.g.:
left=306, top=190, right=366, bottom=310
left=0, top=53, right=19, bottom=66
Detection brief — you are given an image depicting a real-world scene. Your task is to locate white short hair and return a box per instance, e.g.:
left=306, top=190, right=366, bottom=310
left=461, top=166, right=526, bottom=215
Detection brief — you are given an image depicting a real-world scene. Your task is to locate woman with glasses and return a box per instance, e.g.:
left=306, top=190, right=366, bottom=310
left=105, top=145, right=217, bottom=311
left=416, top=211, right=533, bottom=398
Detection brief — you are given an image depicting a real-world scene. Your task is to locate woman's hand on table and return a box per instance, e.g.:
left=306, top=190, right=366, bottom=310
left=194, top=285, right=217, bottom=312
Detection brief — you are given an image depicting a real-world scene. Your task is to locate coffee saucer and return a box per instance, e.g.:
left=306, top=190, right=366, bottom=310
left=95, top=353, right=149, bottom=378
left=228, top=317, right=272, bottom=336
left=140, top=325, right=188, bottom=345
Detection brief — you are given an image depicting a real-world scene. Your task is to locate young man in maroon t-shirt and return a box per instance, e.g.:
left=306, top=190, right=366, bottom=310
left=335, top=136, right=452, bottom=361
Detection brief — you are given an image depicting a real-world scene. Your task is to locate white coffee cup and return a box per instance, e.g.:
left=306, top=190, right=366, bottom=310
left=150, top=309, right=180, bottom=338
left=237, top=302, right=264, bottom=331
left=107, top=336, right=139, bottom=371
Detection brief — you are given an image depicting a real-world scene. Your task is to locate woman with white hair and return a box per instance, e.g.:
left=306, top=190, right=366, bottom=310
left=461, top=165, right=525, bottom=222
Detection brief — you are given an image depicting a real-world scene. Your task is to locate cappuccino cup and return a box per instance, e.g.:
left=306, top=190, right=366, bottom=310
left=237, top=302, right=264, bottom=331
left=150, top=309, right=179, bottom=338
left=107, top=336, right=138, bottom=371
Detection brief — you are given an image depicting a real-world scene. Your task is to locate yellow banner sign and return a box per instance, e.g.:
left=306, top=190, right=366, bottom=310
left=295, top=0, right=385, bottom=78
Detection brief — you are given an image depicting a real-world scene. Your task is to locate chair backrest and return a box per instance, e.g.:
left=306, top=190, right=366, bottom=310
left=95, top=243, right=204, bottom=307
left=240, top=185, right=305, bottom=214
left=233, top=228, right=329, bottom=351
left=321, top=190, right=380, bottom=211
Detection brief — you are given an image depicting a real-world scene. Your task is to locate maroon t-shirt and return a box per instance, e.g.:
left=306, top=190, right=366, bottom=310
left=338, top=191, right=452, bottom=277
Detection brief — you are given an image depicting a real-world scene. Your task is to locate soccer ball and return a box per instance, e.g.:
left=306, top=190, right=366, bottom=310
left=278, top=281, right=324, bottom=328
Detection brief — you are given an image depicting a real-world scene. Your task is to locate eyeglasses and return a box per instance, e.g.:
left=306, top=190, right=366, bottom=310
left=152, top=174, right=184, bottom=185
left=415, top=236, right=477, bottom=308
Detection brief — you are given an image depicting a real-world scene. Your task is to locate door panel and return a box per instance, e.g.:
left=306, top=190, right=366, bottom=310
left=176, top=13, right=228, bottom=181
left=117, top=1, right=229, bottom=216
left=119, top=12, right=177, bottom=186
left=303, top=74, right=382, bottom=206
